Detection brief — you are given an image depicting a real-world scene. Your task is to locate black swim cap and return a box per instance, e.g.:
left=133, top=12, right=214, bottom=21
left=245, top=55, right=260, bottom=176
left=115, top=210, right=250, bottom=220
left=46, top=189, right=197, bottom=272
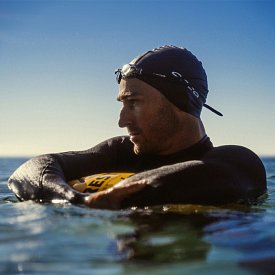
left=116, top=45, right=222, bottom=118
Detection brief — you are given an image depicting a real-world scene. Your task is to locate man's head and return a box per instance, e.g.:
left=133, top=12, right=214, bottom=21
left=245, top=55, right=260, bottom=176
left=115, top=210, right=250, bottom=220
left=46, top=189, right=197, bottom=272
left=117, top=78, right=186, bottom=155
left=116, top=46, right=221, bottom=155
left=116, top=45, right=222, bottom=118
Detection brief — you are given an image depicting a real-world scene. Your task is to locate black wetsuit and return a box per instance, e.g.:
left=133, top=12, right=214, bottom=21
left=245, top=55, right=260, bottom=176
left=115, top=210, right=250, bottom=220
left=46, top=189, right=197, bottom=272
left=8, top=135, right=267, bottom=207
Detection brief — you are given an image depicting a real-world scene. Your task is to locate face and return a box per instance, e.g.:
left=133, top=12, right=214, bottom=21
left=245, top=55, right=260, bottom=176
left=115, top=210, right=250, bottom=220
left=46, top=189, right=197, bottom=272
left=117, top=78, right=181, bottom=155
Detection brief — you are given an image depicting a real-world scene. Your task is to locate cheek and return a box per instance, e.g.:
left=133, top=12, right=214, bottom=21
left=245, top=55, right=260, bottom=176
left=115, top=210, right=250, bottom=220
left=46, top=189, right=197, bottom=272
left=139, top=112, right=162, bottom=136
left=133, top=106, right=149, bottom=122
left=146, top=104, right=175, bottom=135
left=139, top=109, right=156, bottom=127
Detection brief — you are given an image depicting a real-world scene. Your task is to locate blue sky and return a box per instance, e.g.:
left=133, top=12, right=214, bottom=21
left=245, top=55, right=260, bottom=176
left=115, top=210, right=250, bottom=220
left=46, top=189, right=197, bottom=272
left=1, top=0, right=274, bottom=156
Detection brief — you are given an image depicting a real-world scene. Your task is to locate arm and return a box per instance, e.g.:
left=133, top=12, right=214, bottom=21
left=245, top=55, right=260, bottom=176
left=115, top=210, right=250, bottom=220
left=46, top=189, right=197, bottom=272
left=8, top=136, right=132, bottom=204
left=85, top=145, right=267, bottom=209
left=8, top=154, right=87, bottom=203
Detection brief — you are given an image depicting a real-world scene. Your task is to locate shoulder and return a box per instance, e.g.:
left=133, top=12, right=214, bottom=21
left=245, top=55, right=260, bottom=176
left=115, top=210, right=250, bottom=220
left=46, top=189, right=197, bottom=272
left=203, top=145, right=263, bottom=165
left=86, top=136, right=136, bottom=165
left=100, top=135, right=131, bottom=147
left=203, top=145, right=266, bottom=191
left=86, top=136, right=132, bottom=153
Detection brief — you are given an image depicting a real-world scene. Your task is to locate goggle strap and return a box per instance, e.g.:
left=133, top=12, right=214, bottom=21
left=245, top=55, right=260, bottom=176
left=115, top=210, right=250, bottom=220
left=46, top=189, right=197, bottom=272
left=203, top=103, right=223, bottom=116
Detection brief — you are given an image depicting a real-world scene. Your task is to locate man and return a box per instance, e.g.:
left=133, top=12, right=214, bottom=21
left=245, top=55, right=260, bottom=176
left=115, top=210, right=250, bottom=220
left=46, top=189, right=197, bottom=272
left=8, top=46, right=266, bottom=209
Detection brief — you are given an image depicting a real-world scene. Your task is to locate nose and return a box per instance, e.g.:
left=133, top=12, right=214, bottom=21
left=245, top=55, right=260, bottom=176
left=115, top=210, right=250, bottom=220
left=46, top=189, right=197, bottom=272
left=118, top=105, right=131, bottom=128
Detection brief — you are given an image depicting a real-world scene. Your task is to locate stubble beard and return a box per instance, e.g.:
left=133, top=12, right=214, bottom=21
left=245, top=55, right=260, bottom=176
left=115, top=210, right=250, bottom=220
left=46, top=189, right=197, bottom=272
left=133, top=100, right=181, bottom=155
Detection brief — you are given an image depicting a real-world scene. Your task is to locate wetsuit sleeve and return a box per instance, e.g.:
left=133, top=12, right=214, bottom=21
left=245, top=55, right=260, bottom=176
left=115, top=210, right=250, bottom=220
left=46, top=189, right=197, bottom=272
left=8, top=137, right=128, bottom=203
left=8, top=154, right=87, bottom=204
left=121, top=145, right=267, bottom=207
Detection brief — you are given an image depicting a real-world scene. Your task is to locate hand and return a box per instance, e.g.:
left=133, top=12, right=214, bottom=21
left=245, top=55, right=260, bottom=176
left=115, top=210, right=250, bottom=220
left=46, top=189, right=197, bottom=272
left=84, top=179, right=147, bottom=210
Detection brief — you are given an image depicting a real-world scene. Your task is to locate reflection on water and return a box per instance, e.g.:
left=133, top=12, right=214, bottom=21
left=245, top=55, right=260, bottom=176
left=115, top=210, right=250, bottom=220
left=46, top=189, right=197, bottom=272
left=116, top=208, right=215, bottom=262
left=1, top=157, right=275, bottom=274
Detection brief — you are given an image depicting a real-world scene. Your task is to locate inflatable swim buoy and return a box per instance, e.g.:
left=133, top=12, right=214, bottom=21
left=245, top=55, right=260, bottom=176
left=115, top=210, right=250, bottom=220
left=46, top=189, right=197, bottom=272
left=68, top=172, right=134, bottom=193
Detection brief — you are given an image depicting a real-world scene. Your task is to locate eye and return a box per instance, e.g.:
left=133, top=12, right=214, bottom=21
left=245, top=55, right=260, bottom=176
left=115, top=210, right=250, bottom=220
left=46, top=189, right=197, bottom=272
left=125, top=99, right=138, bottom=109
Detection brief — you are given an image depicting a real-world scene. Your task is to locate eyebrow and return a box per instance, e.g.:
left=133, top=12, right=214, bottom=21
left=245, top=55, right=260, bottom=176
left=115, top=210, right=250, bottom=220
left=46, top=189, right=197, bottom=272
left=116, top=91, right=142, bottom=102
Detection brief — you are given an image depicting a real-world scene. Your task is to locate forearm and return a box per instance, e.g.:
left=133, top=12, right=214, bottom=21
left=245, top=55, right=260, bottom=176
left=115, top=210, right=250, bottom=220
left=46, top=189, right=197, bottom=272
left=8, top=154, right=87, bottom=204
left=84, top=160, right=241, bottom=209
left=121, top=161, right=249, bottom=208
left=7, top=137, right=129, bottom=204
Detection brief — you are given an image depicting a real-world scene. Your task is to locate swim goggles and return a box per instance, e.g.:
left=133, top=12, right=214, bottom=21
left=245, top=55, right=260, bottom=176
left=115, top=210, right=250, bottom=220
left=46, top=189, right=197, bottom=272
left=115, top=64, right=188, bottom=85
left=115, top=64, right=223, bottom=116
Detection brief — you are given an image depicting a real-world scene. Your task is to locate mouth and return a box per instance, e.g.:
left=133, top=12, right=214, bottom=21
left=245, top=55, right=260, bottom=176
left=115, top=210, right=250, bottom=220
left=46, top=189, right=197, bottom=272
left=128, top=130, right=141, bottom=143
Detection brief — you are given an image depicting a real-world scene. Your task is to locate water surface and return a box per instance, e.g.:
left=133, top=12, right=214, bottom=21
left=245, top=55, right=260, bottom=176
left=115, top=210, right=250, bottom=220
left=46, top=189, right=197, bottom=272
left=1, top=157, right=275, bottom=274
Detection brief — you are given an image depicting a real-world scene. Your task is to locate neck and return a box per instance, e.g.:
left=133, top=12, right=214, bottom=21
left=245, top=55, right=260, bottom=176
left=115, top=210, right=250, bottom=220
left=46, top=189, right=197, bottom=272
left=159, top=113, right=206, bottom=155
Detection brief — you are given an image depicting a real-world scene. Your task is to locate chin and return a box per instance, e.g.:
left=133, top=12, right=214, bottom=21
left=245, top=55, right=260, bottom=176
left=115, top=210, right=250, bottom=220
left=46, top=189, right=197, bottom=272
left=133, top=142, right=147, bottom=155
left=133, top=143, right=157, bottom=155
left=133, top=144, right=142, bottom=155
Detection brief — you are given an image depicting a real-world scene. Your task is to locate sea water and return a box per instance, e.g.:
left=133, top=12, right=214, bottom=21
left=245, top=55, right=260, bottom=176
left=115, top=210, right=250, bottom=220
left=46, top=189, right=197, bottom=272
left=0, top=157, right=275, bottom=274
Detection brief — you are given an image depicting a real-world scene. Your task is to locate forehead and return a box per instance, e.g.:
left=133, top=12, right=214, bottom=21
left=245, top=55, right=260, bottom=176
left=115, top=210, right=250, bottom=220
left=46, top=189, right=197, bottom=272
left=117, top=78, right=162, bottom=101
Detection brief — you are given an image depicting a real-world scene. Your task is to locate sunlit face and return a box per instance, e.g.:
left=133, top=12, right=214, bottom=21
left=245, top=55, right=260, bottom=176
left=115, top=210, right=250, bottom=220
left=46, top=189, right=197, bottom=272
left=117, top=78, right=180, bottom=155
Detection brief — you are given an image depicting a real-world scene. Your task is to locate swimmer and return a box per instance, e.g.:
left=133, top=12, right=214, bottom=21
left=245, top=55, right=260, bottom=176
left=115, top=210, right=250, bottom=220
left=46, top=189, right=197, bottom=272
left=8, top=45, right=266, bottom=209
